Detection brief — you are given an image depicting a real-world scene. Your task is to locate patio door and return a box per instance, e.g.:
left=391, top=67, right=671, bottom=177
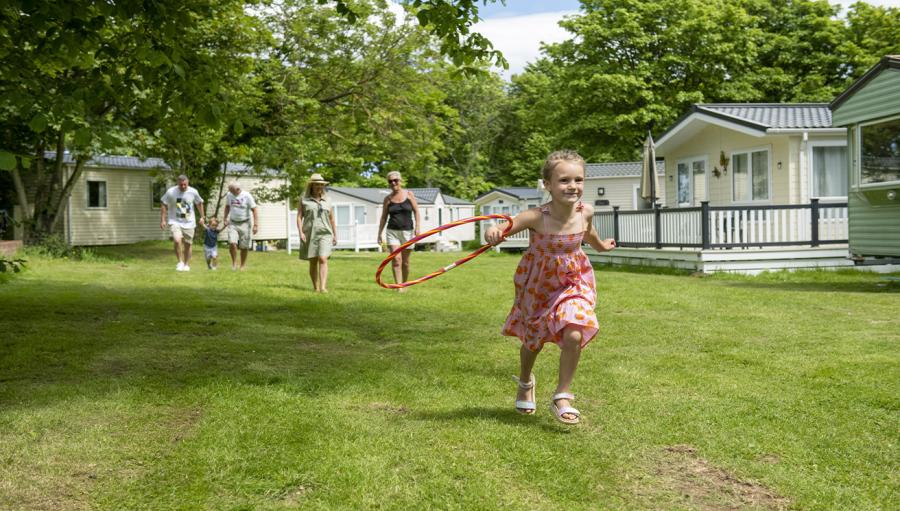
left=677, top=156, right=707, bottom=206
left=334, top=204, right=366, bottom=242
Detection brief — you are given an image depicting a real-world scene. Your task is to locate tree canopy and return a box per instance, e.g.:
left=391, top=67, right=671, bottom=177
left=1, top=0, right=897, bottom=242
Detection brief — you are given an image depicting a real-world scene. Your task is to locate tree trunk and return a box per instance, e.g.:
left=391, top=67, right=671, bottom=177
left=23, top=132, right=88, bottom=244
left=213, top=161, right=228, bottom=217
left=11, top=158, right=31, bottom=241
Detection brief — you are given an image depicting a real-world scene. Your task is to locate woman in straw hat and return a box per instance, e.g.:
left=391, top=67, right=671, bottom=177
left=297, top=173, right=337, bottom=292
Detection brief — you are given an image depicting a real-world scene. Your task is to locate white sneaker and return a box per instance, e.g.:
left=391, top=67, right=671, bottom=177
left=176, top=262, right=185, bottom=271
left=183, top=265, right=190, bottom=272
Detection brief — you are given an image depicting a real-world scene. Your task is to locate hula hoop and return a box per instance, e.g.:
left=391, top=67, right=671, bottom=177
left=375, top=214, right=513, bottom=289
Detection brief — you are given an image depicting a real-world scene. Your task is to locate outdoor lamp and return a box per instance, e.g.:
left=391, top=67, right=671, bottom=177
left=777, top=161, right=783, bottom=170
left=597, top=187, right=605, bottom=196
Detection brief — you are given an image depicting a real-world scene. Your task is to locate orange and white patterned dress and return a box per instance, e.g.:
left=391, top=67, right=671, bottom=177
left=502, top=205, right=598, bottom=351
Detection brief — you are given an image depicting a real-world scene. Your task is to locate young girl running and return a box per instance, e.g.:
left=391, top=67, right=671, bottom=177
left=485, top=150, right=616, bottom=424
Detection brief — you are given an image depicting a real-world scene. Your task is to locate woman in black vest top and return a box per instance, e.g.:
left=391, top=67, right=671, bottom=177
left=378, top=171, right=421, bottom=291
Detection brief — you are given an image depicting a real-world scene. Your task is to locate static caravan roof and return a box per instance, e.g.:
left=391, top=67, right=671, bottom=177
left=43, top=151, right=284, bottom=177
left=475, top=187, right=542, bottom=201
left=586, top=161, right=664, bottom=178
left=328, top=187, right=472, bottom=206
left=655, top=103, right=843, bottom=153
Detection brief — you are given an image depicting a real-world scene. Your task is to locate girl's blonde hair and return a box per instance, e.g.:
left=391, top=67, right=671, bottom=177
left=386, top=171, right=402, bottom=181
left=541, top=150, right=585, bottom=181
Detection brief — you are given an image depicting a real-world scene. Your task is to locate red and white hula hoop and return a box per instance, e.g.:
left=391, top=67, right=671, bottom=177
left=375, top=214, right=513, bottom=289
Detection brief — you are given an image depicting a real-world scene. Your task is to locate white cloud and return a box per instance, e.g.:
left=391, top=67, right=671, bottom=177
left=474, top=11, right=576, bottom=80
left=832, top=0, right=900, bottom=8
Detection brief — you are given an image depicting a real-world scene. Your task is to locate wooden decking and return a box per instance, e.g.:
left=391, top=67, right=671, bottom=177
left=586, top=245, right=899, bottom=274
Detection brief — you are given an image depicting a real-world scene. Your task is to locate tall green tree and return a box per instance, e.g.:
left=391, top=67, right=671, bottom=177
left=0, top=0, right=263, bottom=242
left=435, top=67, right=507, bottom=198
left=248, top=0, right=456, bottom=193
left=495, top=0, right=900, bottom=173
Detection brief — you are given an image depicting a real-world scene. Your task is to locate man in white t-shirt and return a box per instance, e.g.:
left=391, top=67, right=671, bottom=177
left=223, top=182, right=259, bottom=271
left=160, top=174, right=206, bottom=272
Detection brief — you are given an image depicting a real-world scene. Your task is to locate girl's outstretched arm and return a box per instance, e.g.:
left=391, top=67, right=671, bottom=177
left=582, top=204, right=616, bottom=252
left=484, top=207, right=541, bottom=245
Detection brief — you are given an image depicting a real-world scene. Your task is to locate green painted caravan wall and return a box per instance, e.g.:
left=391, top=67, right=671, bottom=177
left=848, top=194, right=900, bottom=257
left=832, top=69, right=900, bottom=126
left=833, top=64, right=900, bottom=257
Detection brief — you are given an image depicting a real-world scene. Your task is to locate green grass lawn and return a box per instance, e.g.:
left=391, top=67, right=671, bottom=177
left=1, top=242, right=897, bottom=510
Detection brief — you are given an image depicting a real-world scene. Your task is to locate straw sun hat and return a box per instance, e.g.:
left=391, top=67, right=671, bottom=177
left=308, top=173, right=329, bottom=185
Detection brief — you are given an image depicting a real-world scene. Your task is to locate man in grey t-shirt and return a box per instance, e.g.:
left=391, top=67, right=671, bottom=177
left=223, top=182, right=259, bottom=271
left=160, top=175, right=206, bottom=272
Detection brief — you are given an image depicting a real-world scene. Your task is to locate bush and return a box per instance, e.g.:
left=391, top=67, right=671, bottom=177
left=25, top=234, right=72, bottom=258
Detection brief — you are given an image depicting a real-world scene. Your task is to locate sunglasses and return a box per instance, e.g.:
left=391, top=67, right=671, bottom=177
left=388, top=179, right=400, bottom=184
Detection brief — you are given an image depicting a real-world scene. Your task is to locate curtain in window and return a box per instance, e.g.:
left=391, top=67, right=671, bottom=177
left=812, top=146, right=848, bottom=197
left=751, top=151, right=768, bottom=200
left=733, top=154, right=749, bottom=201
left=692, top=161, right=705, bottom=205
left=335, top=205, right=350, bottom=225
left=677, top=163, right=690, bottom=204
left=354, top=206, right=366, bottom=225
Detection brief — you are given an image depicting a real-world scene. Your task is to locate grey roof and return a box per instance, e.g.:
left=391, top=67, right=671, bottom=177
left=328, top=187, right=471, bottom=206
left=43, top=151, right=283, bottom=176
left=407, top=188, right=438, bottom=204
left=46, top=152, right=170, bottom=170
left=442, top=193, right=471, bottom=205
left=476, top=187, right=543, bottom=201
left=694, top=104, right=833, bottom=129
left=329, top=187, right=391, bottom=204
left=585, top=161, right=664, bottom=178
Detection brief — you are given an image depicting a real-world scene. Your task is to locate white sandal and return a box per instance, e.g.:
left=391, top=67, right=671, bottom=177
left=550, top=392, right=580, bottom=424
left=512, top=375, right=536, bottom=415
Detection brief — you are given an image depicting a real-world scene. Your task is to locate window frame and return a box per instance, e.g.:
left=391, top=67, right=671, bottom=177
left=807, top=139, right=848, bottom=202
left=86, top=179, right=108, bottom=209
left=730, top=145, right=772, bottom=204
left=151, top=180, right=167, bottom=210
left=858, top=113, right=900, bottom=189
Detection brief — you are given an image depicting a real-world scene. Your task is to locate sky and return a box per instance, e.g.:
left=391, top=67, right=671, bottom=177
left=466, top=0, right=900, bottom=80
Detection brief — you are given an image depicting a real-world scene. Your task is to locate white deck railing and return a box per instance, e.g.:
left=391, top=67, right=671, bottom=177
left=594, top=200, right=848, bottom=249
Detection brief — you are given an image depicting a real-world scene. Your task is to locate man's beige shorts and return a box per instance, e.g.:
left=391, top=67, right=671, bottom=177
left=170, top=224, right=195, bottom=243
left=227, top=221, right=253, bottom=250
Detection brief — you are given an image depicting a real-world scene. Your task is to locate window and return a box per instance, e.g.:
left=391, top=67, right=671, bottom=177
left=482, top=205, right=491, bottom=215
left=810, top=145, right=848, bottom=198
left=860, top=116, right=900, bottom=186
left=354, top=205, right=366, bottom=225
left=732, top=148, right=769, bottom=202
left=151, top=181, right=166, bottom=209
left=335, top=205, right=350, bottom=225
left=87, top=180, right=107, bottom=208
left=676, top=156, right=707, bottom=206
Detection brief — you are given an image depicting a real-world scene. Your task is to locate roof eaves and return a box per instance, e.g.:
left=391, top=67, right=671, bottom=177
left=327, top=187, right=382, bottom=204
left=694, top=105, right=771, bottom=130
left=474, top=188, right=535, bottom=201
left=830, top=55, right=900, bottom=110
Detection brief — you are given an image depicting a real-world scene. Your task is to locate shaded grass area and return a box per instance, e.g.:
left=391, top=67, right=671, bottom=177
left=1, top=242, right=898, bottom=510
